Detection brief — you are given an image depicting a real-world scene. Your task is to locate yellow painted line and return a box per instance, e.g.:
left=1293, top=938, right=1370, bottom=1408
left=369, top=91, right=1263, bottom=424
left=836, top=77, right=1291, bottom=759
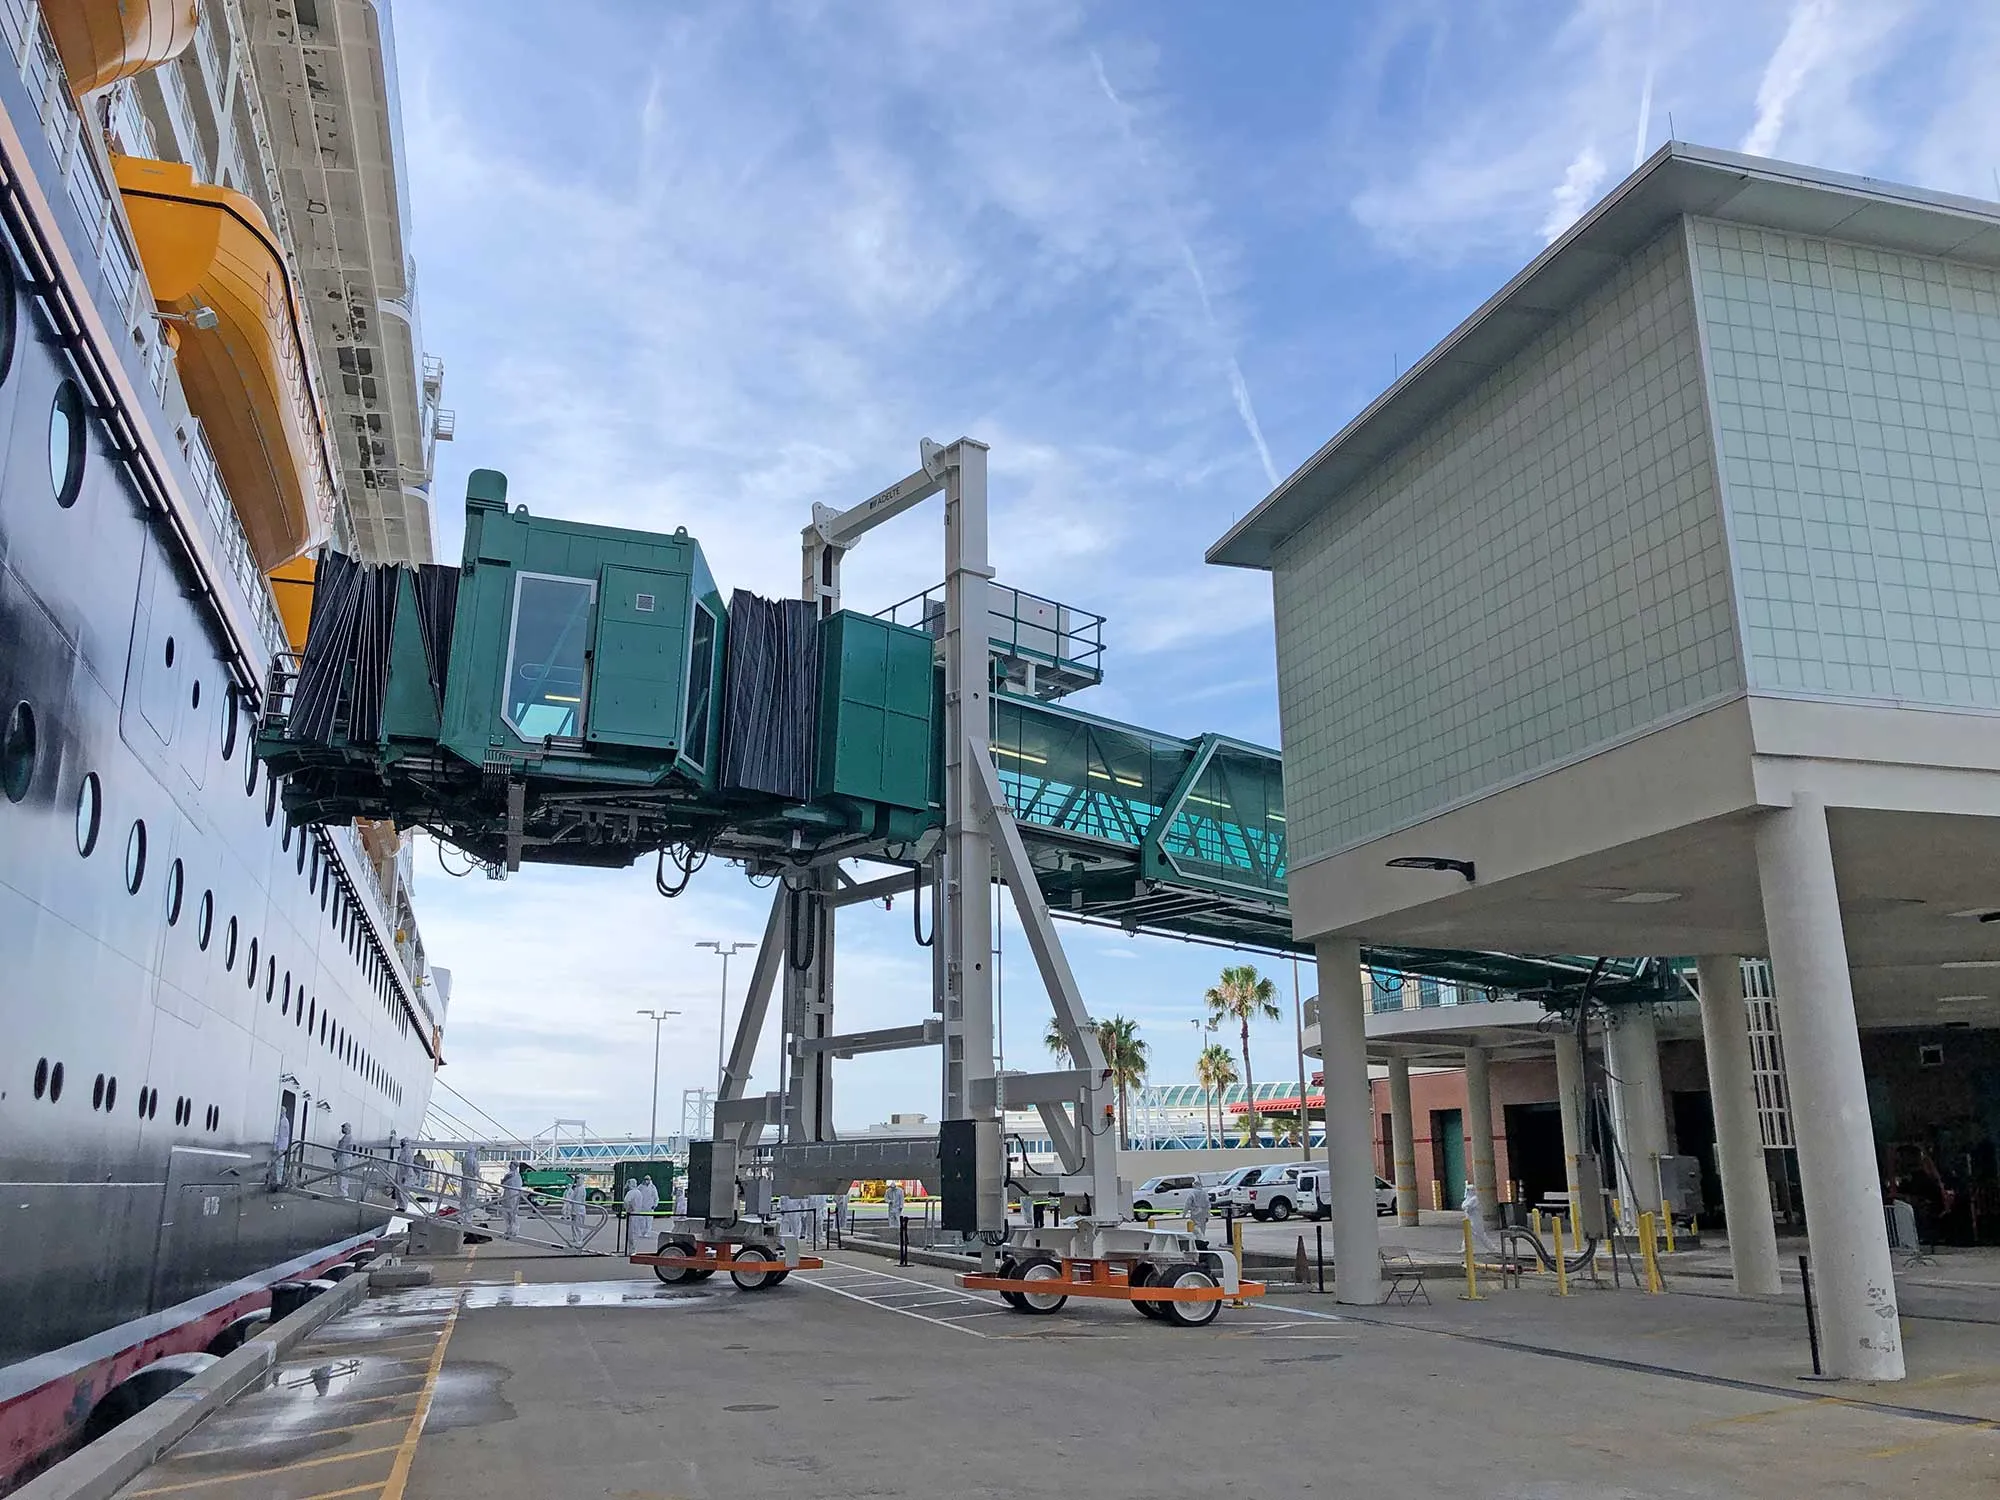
left=379, top=1297, right=461, bottom=1500
left=165, top=1414, right=410, bottom=1462
left=513, top=1270, right=523, bottom=1285
left=301, top=1335, right=445, bottom=1356
left=291, top=1485, right=391, bottom=1500
left=126, top=1444, right=399, bottom=1495
left=1864, top=1424, right=1992, bottom=1464
left=1692, top=1397, right=1844, bottom=1431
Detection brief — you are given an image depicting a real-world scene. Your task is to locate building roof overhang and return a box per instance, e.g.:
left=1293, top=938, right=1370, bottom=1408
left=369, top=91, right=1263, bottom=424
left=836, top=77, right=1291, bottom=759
left=1206, top=142, right=2000, bottom=571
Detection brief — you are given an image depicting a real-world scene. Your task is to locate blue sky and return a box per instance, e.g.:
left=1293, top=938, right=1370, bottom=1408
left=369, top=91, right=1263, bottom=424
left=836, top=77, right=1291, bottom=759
left=386, top=0, right=1995, bottom=1139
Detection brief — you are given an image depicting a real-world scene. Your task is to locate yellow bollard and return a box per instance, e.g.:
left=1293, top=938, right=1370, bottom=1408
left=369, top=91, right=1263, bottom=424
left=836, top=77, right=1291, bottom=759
left=1530, top=1209, right=1544, bottom=1272
left=1461, top=1218, right=1482, bottom=1300
left=1663, top=1209, right=1677, bottom=1255
left=1553, top=1215, right=1569, bottom=1297
left=1639, top=1211, right=1663, bottom=1294
left=1230, top=1218, right=1247, bottom=1306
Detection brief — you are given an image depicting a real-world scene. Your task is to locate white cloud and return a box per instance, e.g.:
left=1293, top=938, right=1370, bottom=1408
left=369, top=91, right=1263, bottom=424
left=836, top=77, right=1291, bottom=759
left=1540, top=143, right=1609, bottom=242
left=1739, top=0, right=1912, bottom=163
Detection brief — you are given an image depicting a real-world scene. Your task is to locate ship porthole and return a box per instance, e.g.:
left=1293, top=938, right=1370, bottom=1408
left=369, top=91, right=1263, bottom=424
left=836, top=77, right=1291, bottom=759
left=197, top=890, right=213, bottom=949
left=48, top=1061, right=63, bottom=1102
left=33, top=1058, right=47, bottom=1099
left=1, top=700, right=33, bottom=803
left=124, top=819, right=147, bottom=894
left=49, top=380, right=85, bottom=508
left=246, top=937, right=258, bottom=987
left=105, top=1077, right=116, bottom=1112
left=75, top=772, right=101, bottom=856
left=224, top=915, right=238, bottom=969
left=92, top=1073, right=104, bottom=1110
left=190, top=679, right=201, bottom=712
left=220, top=690, right=238, bottom=761
left=264, top=775, right=277, bottom=826
left=165, top=859, right=184, bottom=925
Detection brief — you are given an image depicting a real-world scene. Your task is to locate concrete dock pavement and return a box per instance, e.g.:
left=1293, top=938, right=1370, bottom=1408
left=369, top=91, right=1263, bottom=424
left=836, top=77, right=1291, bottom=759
left=111, top=1239, right=2000, bottom=1499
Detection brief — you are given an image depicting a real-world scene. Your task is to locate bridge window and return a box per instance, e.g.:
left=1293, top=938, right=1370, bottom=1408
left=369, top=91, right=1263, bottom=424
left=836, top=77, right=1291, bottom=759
left=682, top=602, right=717, bottom=768
left=504, top=574, right=594, bottom=740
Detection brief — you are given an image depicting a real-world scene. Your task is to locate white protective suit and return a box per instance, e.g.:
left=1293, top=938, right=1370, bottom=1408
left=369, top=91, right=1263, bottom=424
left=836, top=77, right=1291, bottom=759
left=1187, top=1180, right=1212, bottom=1244
left=334, top=1124, right=356, bottom=1201
left=458, top=1150, right=479, bottom=1215
left=394, top=1138, right=417, bottom=1208
left=563, top=1176, right=587, bottom=1242
left=501, top=1165, right=523, bottom=1238
left=623, top=1180, right=646, bottom=1254
left=884, top=1181, right=906, bottom=1232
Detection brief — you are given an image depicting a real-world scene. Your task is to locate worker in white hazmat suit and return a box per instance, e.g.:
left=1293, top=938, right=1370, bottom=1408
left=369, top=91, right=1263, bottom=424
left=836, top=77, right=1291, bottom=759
left=334, top=1123, right=356, bottom=1201
left=458, top=1149, right=479, bottom=1216
left=500, top=1163, right=523, bottom=1239
left=1187, top=1178, right=1212, bottom=1246
left=563, top=1175, right=587, bottom=1244
left=622, top=1177, right=647, bottom=1255
left=884, top=1180, right=906, bottom=1234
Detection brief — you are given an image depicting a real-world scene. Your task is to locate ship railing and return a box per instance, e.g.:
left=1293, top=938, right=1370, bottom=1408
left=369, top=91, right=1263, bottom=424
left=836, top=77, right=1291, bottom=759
left=263, top=651, right=305, bottom=730
left=182, top=419, right=291, bottom=662
left=0, top=0, right=145, bottom=330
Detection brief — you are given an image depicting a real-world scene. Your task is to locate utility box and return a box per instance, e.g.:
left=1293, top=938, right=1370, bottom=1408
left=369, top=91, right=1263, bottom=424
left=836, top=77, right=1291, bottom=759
left=1658, top=1155, right=1702, bottom=1220
left=1574, top=1153, right=1610, bottom=1239
left=816, top=610, right=936, bottom=811
left=938, top=1118, right=1002, bottom=1233
left=687, top=1141, right=738, bottom=1221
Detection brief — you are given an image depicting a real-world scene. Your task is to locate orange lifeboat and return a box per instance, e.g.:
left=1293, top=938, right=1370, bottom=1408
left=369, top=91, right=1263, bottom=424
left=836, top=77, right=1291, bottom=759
left=45, top=0, right=198, bottom=95
left=114, top=156, right=336, bottom=570
left=267, top=553, right=316, bottom=650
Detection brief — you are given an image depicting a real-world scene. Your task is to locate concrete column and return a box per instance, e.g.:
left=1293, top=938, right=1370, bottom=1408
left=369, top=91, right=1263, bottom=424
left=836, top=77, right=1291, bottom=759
left=1314, top=937, right=1383, bottom=1304
left=1756, top=796, right=1902, bottom=1379
left=1606, top=1006, right=1668, bottom=1220
left=1694, top=955, right=1782, bottom=1296
left=1387, top=1054, right=1419, bottom=1227
left=1463, top=1045, right=1498, bottom=1227
left=1553, top=1028, right=1586, bottom=1212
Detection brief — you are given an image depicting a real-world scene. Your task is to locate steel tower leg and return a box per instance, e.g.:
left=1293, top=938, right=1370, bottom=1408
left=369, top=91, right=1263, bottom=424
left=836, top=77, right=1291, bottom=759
left=783, top=870, right=837, bottom=1144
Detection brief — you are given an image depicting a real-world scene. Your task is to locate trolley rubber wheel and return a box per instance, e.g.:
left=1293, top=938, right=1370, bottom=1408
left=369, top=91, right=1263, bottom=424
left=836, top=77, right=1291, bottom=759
left=1155, top=1263, right=1221, bottom=1327
left=730, top=1245, right=784, bottom=1291
left=1129, top=1262, right=1167, bottom=1319
left=651, top=1237, right=702, bottom=1285
left=1012, top=1254, right=1068, bottom=1314
left=996, top=1258, right=1026, bottom=1310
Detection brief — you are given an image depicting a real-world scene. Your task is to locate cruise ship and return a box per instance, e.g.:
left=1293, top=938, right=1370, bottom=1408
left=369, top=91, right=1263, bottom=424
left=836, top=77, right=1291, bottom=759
left=0, top=0, right=448, bottom=1483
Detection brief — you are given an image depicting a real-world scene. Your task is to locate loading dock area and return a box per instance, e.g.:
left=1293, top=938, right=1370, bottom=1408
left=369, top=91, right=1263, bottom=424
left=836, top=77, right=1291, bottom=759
left=103, top=1239, right=2000, bottom=1500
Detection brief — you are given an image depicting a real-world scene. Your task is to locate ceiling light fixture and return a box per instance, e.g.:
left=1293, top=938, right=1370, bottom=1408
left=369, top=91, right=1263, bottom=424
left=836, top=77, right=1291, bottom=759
left=1935, top=994, right=1987, bottom=1005
left=1386, top=856, right=1476, bottom=883
left=1610, top=890, right=1683, bottom=905
left=1941, top=959, right=2000, bottom=970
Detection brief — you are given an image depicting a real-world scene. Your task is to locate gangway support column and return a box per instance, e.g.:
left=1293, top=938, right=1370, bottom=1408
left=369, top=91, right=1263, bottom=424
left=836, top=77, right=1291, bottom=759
left=1755, top=797, right=1902, bottom=1379
left=939, top=440, right=1004, bottom=1234
left=783, top=869, right=837, bottom=1144
left=1316, top=937, right=1383, bottom=1304
left=1694, top=955, right=1781, bottom=1295
left=1387, top=1054, right=1418, bottom=1227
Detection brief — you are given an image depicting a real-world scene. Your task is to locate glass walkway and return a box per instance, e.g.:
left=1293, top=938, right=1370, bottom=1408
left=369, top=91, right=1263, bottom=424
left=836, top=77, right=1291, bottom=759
left=996, top=692, right=1656, bottom=1001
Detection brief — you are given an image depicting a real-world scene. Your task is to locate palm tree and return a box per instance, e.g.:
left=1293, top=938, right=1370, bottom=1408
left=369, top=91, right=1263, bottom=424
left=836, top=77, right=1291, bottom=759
left=1043, top=1015, right=1151, bottom=1144
left=1204, top=964, right=1280, bottom=1145
left=1195, top=1043, right=1238, bottom=1148
left=1266, top=1111, right=1302, bottom=1147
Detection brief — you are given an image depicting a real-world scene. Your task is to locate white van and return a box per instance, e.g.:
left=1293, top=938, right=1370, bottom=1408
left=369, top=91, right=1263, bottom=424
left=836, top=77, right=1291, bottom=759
left=1293, top=1167, right=1399, bottom=1220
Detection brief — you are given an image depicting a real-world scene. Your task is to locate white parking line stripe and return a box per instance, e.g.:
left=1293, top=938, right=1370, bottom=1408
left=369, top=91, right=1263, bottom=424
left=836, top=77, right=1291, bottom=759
left=798, top=1275, right=992, bottom=1339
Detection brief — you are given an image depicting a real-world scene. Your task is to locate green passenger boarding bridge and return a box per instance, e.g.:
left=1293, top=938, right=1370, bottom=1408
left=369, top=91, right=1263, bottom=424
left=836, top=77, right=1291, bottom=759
left=257, top=468, right=1658, bottom=1007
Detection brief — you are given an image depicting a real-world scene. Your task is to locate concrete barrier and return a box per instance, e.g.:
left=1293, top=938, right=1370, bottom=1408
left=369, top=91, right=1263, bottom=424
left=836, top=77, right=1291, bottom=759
left=14, top=1273, right=370, bottom=1500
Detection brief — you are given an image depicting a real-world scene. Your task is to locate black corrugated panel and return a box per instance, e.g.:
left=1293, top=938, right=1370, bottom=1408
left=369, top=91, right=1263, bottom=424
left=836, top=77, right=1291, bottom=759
left=414, top=563, right=459, bottom=711
left=718, top=590, right=820, bottom=800
left=290, top=549, right=360, bottom=743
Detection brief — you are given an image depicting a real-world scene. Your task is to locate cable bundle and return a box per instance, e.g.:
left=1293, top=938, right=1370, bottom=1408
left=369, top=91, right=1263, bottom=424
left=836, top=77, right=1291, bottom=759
left=718, top=590, right=820, bottom=800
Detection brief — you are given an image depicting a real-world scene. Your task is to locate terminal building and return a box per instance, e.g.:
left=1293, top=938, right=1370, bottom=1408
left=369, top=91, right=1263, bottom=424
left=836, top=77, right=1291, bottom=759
left=1212, top=143, right=2000, bottom=1379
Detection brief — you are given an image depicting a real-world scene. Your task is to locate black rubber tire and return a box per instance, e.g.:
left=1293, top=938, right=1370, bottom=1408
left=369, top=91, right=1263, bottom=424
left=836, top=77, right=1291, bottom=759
left=1130, top=1262, right=1167, bottom=1319
left=1012, top=1254, right=1068, bottom=1314
left=1132, top=1201, right=1153, bottom=1213
left=1155, top=1263, right=1222, bottom=1327
left=997, top=1257, right=1026, bottom=1310
left=730, top=1244, right=784, bottom=1291
left=1267, top=1197, right=1293, bottom=1222
left=651, top=1237, right=702, bottom=1285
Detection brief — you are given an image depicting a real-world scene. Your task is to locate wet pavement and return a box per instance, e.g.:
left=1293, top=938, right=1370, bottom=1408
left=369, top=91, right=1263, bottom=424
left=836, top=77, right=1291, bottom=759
left=113, top=1237, right=2000, bottom=1499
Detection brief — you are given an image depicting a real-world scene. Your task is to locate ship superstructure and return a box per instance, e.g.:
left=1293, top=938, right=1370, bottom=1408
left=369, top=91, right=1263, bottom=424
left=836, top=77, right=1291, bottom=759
left=0, top=0, right=449, bottom=1481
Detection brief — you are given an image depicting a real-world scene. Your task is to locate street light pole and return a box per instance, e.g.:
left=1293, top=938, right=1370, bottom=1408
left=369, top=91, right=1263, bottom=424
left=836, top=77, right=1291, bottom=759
left=695, top=939, right=753, bottom=1097
left=635, top=1009, right=682, bottom=1159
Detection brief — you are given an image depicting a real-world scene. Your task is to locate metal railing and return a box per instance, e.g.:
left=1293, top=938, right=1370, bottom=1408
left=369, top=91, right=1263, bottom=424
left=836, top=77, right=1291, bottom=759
left=183, top=419, right=291, bottom=660
left=0, top=0, right=144, bottom=327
